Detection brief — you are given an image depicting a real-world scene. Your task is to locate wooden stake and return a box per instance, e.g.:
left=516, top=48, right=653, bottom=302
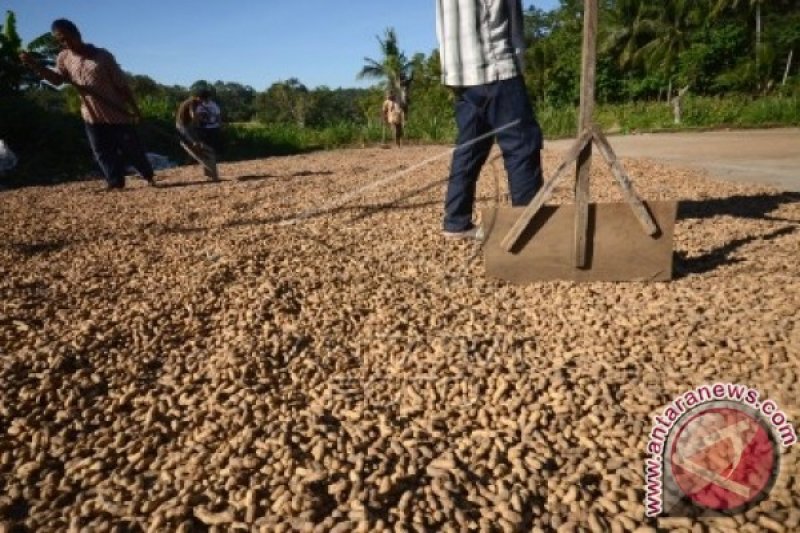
left=592, top=128, right=658, bottom=236
left=574, top=0, right=598, bottom=268
left=501, top=129, right=592, bottom=252
left=499, top=0, right=663, bottom=268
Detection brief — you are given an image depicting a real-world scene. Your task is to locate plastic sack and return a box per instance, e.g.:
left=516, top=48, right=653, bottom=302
left=0, top=140, right=18, bottom=175
left=126, top=152, right=176, bottom=175
left=146, top=152, right=176, bottom=171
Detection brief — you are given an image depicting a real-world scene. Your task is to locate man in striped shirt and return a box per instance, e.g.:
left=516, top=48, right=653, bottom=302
left=20, top=19, right=155, bottom=190
left=436, top=0, right=543, bottom=239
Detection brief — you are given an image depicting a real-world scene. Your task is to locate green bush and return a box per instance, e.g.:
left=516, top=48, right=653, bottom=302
left=0, top=92, right=91, bottom=186
left=4, top=91, right=799, bottom=187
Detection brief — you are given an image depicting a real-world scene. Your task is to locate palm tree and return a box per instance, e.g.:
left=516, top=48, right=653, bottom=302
left=711, top=0, right=786, bottom=80
left=358, top=28, right=413, bottom=113
left=604, top=0, right=699, bottom=99
left=0, top=11, right=25, bottom=94
left=636, top=0, right=704, bottom=98
left=602, top=0, right=657, bottom=71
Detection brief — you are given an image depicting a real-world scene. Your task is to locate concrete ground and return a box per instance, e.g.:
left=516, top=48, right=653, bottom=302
left=547, top=127, right=800, bottom=192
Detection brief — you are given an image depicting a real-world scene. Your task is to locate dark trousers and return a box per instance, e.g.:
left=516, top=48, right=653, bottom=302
left=390, top=122, right=403, bottom=146
left=443, top=76, right=544, bottom=232
left=85, top=123, right=154, bottom=188
left=198, top=127, right=223, bottom=157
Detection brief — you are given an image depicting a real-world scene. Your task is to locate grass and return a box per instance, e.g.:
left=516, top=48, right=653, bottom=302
left=229, top=94, right=800, bottom=156
left=544, top=94, right=800, bottom=138
left=2, top=93, right=798, bottom=187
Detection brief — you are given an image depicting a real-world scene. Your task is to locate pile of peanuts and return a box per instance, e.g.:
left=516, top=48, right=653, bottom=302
left=0, top=144, right=797, bottom=532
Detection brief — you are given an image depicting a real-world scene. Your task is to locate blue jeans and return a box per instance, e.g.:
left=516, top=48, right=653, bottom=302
left=443, top=76, right=543, bottom=232
left=85, top=123, right=154, bottom=188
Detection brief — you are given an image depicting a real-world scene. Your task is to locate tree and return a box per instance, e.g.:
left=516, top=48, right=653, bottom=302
left=211, top=81, right=257, bottom=122
left=24, top=32, right=59, bottom=69
left=357, top=28, right=414, bottom=114
left=603, top=0, right=658, bottom=71
left=529, top=2, right=583, bottom=105
left=1, top=11, right=62, bottom=94
left=643, top=0, right=705, bottom=96
left=256, top=78, right=311, bottom=127
left=712, top=0, right=797, bottom=88
left=524, top=5, right=559, bottom=103
left=603, top=0, right=704, bottom=99
left=0, top=11, right=24, bottom=94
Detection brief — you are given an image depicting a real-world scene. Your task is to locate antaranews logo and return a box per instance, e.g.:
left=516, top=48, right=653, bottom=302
left=645, top=383, right=797, bottom=518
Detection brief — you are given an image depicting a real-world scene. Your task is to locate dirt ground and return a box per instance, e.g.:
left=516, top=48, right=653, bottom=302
left=549, top=127, right=800, bottom=192
left=0, top=140, right=798, bottom=531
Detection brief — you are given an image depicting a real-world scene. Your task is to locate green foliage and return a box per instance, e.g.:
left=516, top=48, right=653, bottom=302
left=0, top=92, right=91, bottom=184
left=3, top=3, right=800, bottom=186
left=357, top=27, right=413, bottom=94
left=0, top=11, right=25, bottom=94
left=209, top=81, right=257, bottom=122
left=255, top=78, right=312, bottom=126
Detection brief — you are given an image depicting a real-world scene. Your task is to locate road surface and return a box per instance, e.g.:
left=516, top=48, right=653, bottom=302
left=547, top=128, right=800, bottom=192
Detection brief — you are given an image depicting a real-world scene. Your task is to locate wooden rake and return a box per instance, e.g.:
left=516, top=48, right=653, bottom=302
left=484, top=0, right=677, bottom=282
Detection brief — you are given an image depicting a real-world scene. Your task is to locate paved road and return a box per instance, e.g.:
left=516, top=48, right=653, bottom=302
left=546, top=128, right=800, bottom=192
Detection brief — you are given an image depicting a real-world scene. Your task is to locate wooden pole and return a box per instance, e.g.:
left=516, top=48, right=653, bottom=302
left=574, top=0, right=598, bottom=268
left=501, top=129, right=592, bottom=252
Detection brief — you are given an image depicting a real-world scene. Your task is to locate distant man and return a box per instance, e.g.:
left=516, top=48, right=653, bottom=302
left=176, top=93, right=219, bottom=181
left=382, top=92, right=405, bottom=147
left=196, top=89, right=224, bottom=156
left=19, top=19, right=156, bottom=190
left=436, top=0, right=544, bottom=239
left=175, top=94, right=204, bottom=149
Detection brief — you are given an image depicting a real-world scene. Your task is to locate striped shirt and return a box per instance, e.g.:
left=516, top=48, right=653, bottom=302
left=435, top=0, right=526, bottom=87
left=56, top=45, right=134, bottom=125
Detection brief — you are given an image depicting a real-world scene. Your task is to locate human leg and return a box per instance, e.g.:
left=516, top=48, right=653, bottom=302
left=200, top=127, right=223, bottom=156
left=443, top=85, right=494, bottom=232
left=488, top=76, right=543, bottom=206
left=84, top=123, right=126, bottom=188
left=393, top=123, right=403, bottom=146
left=118, top=125, right=155, bottom=183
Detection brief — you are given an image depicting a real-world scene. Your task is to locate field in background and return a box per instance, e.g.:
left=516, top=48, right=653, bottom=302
left=1, top=94, right=799, bottom=187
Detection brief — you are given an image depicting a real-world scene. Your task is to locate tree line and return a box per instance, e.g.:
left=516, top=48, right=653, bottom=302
left=4, top=2, right=797, bottom=119
left=1, top=2, right=799, bottom=183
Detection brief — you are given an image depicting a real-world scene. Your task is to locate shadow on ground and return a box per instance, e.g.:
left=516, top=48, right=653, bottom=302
left=677, top=192, right=800, bottom=223
left=6, top=240, right=70, bottom=257
left=674, top=191, right=799, bottom=277
left=157, top=180, right=227, bottom=189
left=674, top=226, right=797, bottom=277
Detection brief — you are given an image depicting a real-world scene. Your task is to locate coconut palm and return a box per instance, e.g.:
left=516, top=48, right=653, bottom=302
left=358, top=27, right=413, bottom=113
left=602, top=0, right=700, bottom=98
left=602, top=0, right=658, bottom=70
left=634, top=0, right=705, bottom=97
left=711, top=0, right=788, bottom=78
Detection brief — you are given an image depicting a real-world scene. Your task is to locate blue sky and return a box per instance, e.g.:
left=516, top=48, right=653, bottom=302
left=6, top=1, right=559, bottom=90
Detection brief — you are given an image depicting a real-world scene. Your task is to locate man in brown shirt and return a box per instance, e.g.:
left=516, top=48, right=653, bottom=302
left=20, top=19, right=155, bottom=190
